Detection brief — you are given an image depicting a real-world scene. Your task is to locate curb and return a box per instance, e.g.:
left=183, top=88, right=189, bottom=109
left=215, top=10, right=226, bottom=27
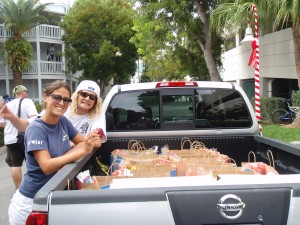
left=0, top=146, right=7, bottom=155
left=290, top=141, right=300, bottom=148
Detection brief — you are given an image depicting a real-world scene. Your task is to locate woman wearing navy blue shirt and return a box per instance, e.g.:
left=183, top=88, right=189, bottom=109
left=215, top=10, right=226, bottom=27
left=8, top=80, right=100, bottom=225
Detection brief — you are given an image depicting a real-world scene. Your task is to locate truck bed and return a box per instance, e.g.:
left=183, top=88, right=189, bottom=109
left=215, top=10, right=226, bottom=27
left=99, top=134, right=300, bottom=175
left=47, top=175, right=300, bottom=225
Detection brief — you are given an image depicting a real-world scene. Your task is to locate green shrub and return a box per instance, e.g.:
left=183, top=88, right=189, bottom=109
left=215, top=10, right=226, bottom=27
left=291, top=90, right=300, bottom=106
left=252, top=97, right=287, bottom=122
left=34, top=101, right=44, bottom=113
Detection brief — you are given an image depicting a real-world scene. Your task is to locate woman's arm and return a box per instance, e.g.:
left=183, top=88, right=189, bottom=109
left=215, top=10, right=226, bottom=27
left=33, top=132, right=98, bottom=175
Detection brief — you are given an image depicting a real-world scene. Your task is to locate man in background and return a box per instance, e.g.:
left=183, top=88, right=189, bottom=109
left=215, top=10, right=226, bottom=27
left=0, top=85, right=38, bottom=189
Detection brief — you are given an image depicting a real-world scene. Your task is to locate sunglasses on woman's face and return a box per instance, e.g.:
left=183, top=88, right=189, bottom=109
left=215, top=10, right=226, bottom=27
left=48, top=94, right=72, bottom=106
left=78, top=91, right=97, bottom=101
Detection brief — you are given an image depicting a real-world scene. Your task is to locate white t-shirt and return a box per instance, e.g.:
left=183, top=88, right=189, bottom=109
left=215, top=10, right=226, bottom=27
left=65, top=110, right=107, bottom=142
left=28, top=110, right=107, bottom=143
left=0, top=98, right=38, bottom=145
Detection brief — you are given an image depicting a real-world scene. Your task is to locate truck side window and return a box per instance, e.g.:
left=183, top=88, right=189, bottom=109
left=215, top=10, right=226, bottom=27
left=108, top=90, right=159, bottom=130
left=195, top=88, right=252, bottom=128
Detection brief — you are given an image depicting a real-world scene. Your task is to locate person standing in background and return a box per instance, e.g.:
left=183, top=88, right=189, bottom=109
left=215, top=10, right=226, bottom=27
left=49, top=43, right=55, bottom=61
left=0, top=85, right=38, bottom=189
left=46, top=43, right=55, bottom=61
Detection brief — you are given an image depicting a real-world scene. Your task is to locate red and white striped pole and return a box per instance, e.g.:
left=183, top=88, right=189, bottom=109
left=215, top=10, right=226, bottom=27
left=253, top=5, right=262, bottom=135
left=247, top=5, right=262, bottom=135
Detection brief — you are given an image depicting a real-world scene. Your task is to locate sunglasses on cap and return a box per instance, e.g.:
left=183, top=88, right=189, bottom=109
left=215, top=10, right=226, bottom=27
left=78, top=91, right=97, bottom=101
left=48, top=94, right=72, bottom=106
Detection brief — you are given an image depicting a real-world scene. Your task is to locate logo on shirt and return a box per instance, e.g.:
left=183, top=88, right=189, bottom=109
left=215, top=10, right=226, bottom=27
left=62, top=129, right=69, bottom=141
left=31, top=140, right=43, bottom=145
left=80, top=122, right=89, bottom=135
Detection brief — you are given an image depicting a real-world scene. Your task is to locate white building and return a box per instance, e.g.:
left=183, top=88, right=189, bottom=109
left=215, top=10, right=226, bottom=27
left=222, top=28, right=298, bottom=100
left=131, top=59, right=144, bottom=83
left=0, top=2, right=79, bottom=102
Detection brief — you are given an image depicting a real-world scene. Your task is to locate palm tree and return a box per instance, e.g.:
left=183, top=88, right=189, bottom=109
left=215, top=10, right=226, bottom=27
left=272, top=0, right=300, bottom=87
left=0, top=0, right=49, bottom=87
left=210, top=0, right=300, bottom=126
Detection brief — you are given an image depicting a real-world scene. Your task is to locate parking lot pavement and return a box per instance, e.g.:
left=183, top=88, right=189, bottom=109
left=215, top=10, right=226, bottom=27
left=0, top=145, right=7, bottom=155
left=0, top=146, right=25, bottom=225
left=0, top=146, right=12, bottom=225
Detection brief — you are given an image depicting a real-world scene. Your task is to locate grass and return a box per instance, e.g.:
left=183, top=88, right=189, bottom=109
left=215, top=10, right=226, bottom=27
left=262, top=124, right=300, bottom=143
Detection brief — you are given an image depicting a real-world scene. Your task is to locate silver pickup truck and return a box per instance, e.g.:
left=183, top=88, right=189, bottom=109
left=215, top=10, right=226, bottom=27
left=26, top=81, right=300, bottom=225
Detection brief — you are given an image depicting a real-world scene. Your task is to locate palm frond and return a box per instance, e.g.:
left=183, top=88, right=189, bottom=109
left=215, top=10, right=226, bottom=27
left=0, top=0, right=49, bottom=36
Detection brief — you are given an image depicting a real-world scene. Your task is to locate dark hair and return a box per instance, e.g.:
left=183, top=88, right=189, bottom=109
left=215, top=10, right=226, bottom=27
left=43, top=80, right=71, bottom=96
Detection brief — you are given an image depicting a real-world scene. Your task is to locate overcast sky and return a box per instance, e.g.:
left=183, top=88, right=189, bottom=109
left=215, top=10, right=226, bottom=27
left=40, top=0, right=75, bottom=6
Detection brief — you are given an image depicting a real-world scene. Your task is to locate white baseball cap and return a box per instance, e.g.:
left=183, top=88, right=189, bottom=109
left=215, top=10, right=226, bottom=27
left=12, top=85, right=28, bottom=96
left=76, top=80, right=100, bottom=97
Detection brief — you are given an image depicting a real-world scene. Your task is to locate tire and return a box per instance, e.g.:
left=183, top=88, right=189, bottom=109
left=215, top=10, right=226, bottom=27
left=271, top=109, right=292, bottom=124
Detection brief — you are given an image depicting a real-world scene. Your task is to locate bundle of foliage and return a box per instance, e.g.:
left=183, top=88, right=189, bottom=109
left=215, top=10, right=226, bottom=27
left=131, top=0, right=223, bottom=82
left=0, top=0, right=48, bottom=87
left=60, top=0, right=138, bottom=96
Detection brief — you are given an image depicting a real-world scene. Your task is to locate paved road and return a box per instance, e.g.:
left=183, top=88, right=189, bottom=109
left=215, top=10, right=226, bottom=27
left=0, top=146, right=25, bottom=225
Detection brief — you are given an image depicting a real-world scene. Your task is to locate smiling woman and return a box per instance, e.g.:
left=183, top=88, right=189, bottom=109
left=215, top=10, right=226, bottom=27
left=8, top=80, right=98, bottom=225
left=65, top=80, right=106, bottom=143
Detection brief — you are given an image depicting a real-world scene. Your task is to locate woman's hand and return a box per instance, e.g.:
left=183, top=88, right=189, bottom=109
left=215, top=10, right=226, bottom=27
left=88, top=130, right=102, bottom=149
left=84, top=131, right=101, bottom=151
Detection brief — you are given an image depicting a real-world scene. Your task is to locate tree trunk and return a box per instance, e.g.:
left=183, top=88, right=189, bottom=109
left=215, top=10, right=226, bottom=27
left=293, top=28, right=300, bottom=88
left=194, top=0, right=222, bottom=82
left=292, top=113, right=300, bottom=126
left=291, top=27, right=300, bottom=127
left=203, top=48, right=222, bottom=81
left=13, top=70, right=23, bottom=87
left=99, top=80, right=106, bottom=98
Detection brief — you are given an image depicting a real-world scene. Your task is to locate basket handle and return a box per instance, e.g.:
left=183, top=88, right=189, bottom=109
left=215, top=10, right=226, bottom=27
left=248, top=151, right=256, bottom=163
left=181, top=137, right=192, bottom=150
left=267, top=150, right=275, bottom=168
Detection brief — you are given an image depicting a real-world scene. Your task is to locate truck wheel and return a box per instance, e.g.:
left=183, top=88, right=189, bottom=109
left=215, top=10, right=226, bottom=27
left=271, top=109, right=291, bottom=124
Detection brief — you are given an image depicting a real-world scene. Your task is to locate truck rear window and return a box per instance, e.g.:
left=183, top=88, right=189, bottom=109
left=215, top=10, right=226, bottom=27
left=106, top=88, right=252, bottom=131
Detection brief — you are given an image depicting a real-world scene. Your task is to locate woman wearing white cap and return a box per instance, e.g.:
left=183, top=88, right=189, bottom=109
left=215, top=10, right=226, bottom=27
left=66, top=80, right=107, bottom=147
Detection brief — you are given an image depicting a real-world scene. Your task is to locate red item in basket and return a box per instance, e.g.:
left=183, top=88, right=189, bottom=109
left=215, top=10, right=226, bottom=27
left=245, top=162, right=266, bottom=175
left=95, top=128, right=104, bottom=138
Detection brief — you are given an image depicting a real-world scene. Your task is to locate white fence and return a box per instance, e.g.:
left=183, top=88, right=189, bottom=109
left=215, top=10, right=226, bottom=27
left=0, top=24, right=63, bottom=40
left=0, top=60, right=64, bottom=76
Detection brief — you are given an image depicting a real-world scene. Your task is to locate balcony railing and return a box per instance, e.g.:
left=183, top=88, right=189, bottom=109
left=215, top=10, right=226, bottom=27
left=0, top=24, right=63, bottom=40
left=0, top=60, right=65, bottom=76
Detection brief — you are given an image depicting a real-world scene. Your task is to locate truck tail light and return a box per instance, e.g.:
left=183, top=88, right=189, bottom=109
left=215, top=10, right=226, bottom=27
left=156, top=81, right=198, bottom=87
left=26, top=211, right=48, bottom=225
